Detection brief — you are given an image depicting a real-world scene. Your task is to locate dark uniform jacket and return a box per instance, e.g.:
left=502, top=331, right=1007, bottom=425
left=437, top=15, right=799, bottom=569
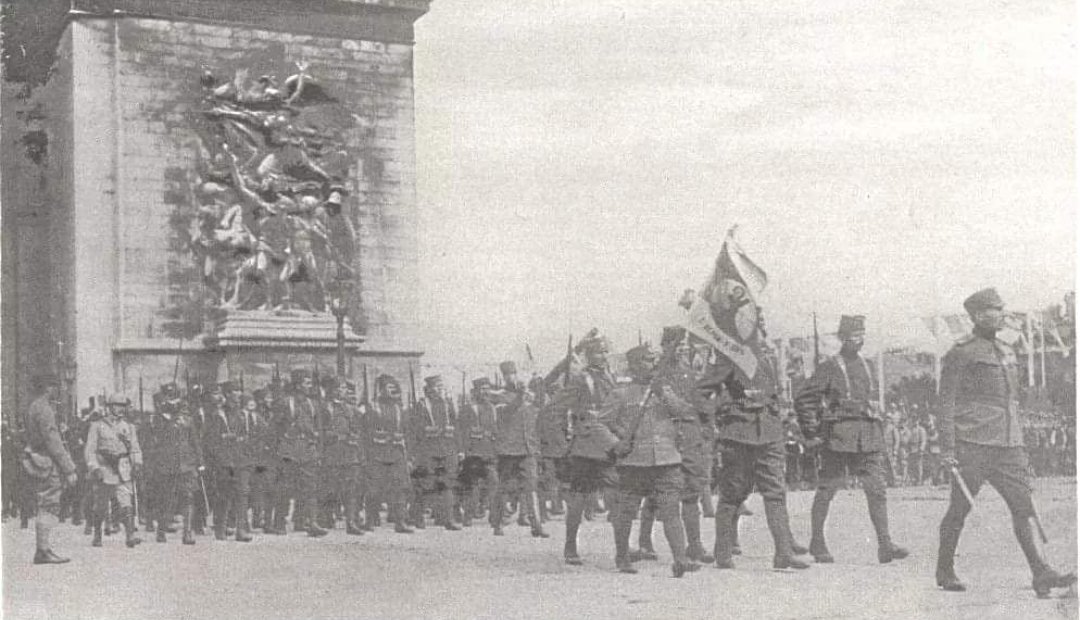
left=704, top=356, right=784, bottom=446
left=553, top=367, right=619, bottom=460
left=366, top=399, right=407, bottom=465
left=154, top=413, right=204, bottom=474
left=937, top=332, right=1022, bottom=452
left=411, top=397, right=457, bottom=466
left=602, top=382, right=685, bottom=467
left=323, top=399, right=362, bottom=467
left=275, top=393, right=322, bottom=464
left=538, top=400, right=571, bottom=459
left=252, top=405, right=278, bottom=467
left=25, top=395, right=76, bottom=476
left=794, top=353, right=885, bottom=453
left=458, top=401, right=497, bottom=459
left=494, top=392, right=540, bottom=457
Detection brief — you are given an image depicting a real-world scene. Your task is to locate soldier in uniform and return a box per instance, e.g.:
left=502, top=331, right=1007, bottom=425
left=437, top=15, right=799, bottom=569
left=409, top=375, right=461, bottom=531
left=152, top=396, right=205, bottom=545
left=551, top=332, right=620, bottom=565
left=22, top=374, right=78, bottom=564
left=490, top=362, right=548, bottom=538
left=253, top=386, right=280, bottom=533
left=604, top=344, right=700, bottom=577
left=85, top=394, right=144, bottom=549
left=365, top=374, right=413, bottom=533
left=321, top=376, right=365, bottom=534
left=272, top=369, right=328, bottom=537
left=457, top=377, right=499, bottom=528
left=936, top=288, right=1076, bottom=597
left=205, top=381, right=240, bottom=540
left=795, top=315, right=907, bottom=564
left=706, top=344, right=810, bottom=570
left=659, top=327, right=715, bottom=565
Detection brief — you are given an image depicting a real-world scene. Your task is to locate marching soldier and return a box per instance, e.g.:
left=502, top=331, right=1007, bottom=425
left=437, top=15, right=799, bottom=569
left=604, top=344, right=700, bottom=577
left=490, top=362, right=548, bottom=538
left=659, top=327, right=715, bottom=565
left=273, top=369, right=327, bottom=537
left=457, top=377, right=499, bottom=528
left=22, top=374, right=78, bottom=564
left=795, top=315, right=908, bottom=564
left=365, top=374, right=413, bottom=533
left=550, top=332, right=620, bottom=566
left=85, top=394, right=144, bottom=549
left=409, top=375, right=461, bottom=531
left=253, top=386, right=281, bottom=533
left=936, top=288, right=1076, bottom=597
left=152, top=396, right=205, bottom=545
left=321, top=376, right=365, bottom=534
left=536, top=380, right=568, bottom=520
left=706, top=344, right=810, bottom=570
left=205, top=381, right=240, bottom=541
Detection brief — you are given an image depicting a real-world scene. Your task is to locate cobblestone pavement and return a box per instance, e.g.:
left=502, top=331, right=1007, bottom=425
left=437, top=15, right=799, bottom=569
left=4, top=478, right=1076, bottom=620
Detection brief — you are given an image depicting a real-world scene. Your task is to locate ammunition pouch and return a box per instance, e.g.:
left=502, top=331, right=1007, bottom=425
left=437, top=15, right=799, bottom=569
left=20, top=448, right=54, bottom=481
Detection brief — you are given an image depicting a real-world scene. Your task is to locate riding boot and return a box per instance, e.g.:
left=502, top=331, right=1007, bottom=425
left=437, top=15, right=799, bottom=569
left=525, top=491, right=548, bottom=538
left=868, top=491, right=907, bottom=563
left=936, top=519, right=965, bottom=591
left=809, top=489, right=834, bottom=562
left=683, top=499, right=714, bottom=564
left=123, top=508, right=143, bottom=548
left=661, top=506, right=696, bottom=577
left=441, top=489, right=461, bottom=531
left=1015, top=514, right=1078, bottom=598
left=700, top=491, right=715, bottom=518
left=92, top=511, right=104, bottom=547
left=612, top=503, right=637, bottom=574
left=634, top=500, right=658, bottom=561
left=713, top=503, right=736, bottom=568
left=731, top=509, right=742, bottom=555
left=564, top=492, right=585, bottom=565
left=182, top=505, right=196, bottom=545
left=765, top=499, right=808, bottom=569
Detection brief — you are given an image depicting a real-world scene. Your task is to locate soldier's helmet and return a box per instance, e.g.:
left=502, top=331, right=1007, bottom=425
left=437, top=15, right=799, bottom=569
left=105, top=394, right=130, bottom=408
left=376, top=374, right=402, bottom=402
left=159, top=382, right=180, bottom=401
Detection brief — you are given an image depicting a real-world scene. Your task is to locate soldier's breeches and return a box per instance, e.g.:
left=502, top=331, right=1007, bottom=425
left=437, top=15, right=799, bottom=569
left=496, top=456, right=538, bottom=496
left=717, top=441, right=786, bottom=506
left=615, top=466, right=682, bottom=522
left=95, top=482, right=134, bottom=510
left=950, top=442, right=1035, bottom=518
left=33, top=471, right=63, bottom=517
left=817, top=449, right=887, bottom=496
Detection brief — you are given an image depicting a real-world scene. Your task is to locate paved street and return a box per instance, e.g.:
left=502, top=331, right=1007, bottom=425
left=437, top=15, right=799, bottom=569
left=4, top=478, right=1076, bottom=620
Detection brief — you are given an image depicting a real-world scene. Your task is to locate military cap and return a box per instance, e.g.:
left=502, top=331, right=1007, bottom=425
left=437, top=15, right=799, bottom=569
left=499, top=361, right=517, bottom=375
left=424, top=375, right=443, bottom=386
left=159, top=382, right=180, bottom=398
left=963, top=287, right=1005, bottom=315
left=472, top=377, right=492, bottom=390
left=661, top=326, right=687, bottom=347
left=625, top=343, right=657, bottom=364
left=291, top=368, right=312, bottom=383
left=837, top=315, right=866, bottom=338
left=105, top=394, right=130, bottom=407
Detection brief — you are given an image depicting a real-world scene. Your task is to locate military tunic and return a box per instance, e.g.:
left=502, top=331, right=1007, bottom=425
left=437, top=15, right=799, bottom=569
left=24, top=396, right=77, bottom=517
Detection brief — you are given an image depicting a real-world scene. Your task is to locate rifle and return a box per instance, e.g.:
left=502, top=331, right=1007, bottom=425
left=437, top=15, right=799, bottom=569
left=173, top=336, right=183, bottom=385
left=564, top=333, right=573, bottom=387
left=240, top=371, right=245, bottom=394
left=139, top=376, right=144, bottom=414
left=408, top=362, right=417, bottom=410
left=362, top=364, right=370, bottom=406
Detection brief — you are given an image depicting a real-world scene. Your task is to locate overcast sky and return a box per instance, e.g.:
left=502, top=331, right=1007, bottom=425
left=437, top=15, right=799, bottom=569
left=410, top=0, right=1075, bottom=373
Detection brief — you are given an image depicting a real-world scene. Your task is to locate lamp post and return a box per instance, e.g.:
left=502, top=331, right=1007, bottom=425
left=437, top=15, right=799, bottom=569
left=328, top=268, right=353, bottom=378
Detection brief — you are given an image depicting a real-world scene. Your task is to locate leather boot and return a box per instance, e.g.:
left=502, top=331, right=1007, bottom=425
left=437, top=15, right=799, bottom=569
left=701, top=492, right=716, bottom=519
left=564, top=492, right=585, bottom=565
left=713, top=503, right=736, bottom=569
left=33, top=515, right=69, bottom=564
left=809, top=489, right=834, bottom=563
left=613, top=508, right=637, bottom=574
left=156, top=522, right=167, bottom=543
left=731, top=509, right=742, bottom=555
left=633, top=500, right=658, bottom=561
left=936, top=520, right=965, bottom=591
left=662, top=507, right=697, bottom=577
left=235, top=514, right=253, bottom=542
left=868, top=491, right=907, bottom=563
left=490, top=488, right=505, bottom=536
left=1015, top=515, right=1078, bottom=598
left=683, top=500, right=714, bottom=564
left=182, top=506, right=196, bottom=545
left=123, top=508, right=143, bottom=548
left=765, top=499, right=809, bottom=570
left=526, top=491, right=548, bottom=538
left=92, top=514, right=104, bottom=547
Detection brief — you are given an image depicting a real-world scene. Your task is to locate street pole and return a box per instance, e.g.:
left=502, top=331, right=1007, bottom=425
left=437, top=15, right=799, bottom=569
left=336, top=309, right=346, bottom=378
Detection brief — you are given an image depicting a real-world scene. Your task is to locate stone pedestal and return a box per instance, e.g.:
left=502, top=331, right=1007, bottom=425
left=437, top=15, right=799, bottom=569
left=1, top=0, right=431, bottom=413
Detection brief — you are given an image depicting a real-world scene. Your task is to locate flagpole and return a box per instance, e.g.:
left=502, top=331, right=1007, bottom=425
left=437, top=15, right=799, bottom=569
left=812, top=311, right=821, bottom=374
left=1039, top=312, right=1047, bottom=390
left=1026, top=312, right=1036, bottom=389
left=878, top=348, right=886, bottom=412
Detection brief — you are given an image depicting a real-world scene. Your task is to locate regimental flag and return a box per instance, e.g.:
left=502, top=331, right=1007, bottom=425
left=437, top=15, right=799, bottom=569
left=685, top=226, right=767, bottom=383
